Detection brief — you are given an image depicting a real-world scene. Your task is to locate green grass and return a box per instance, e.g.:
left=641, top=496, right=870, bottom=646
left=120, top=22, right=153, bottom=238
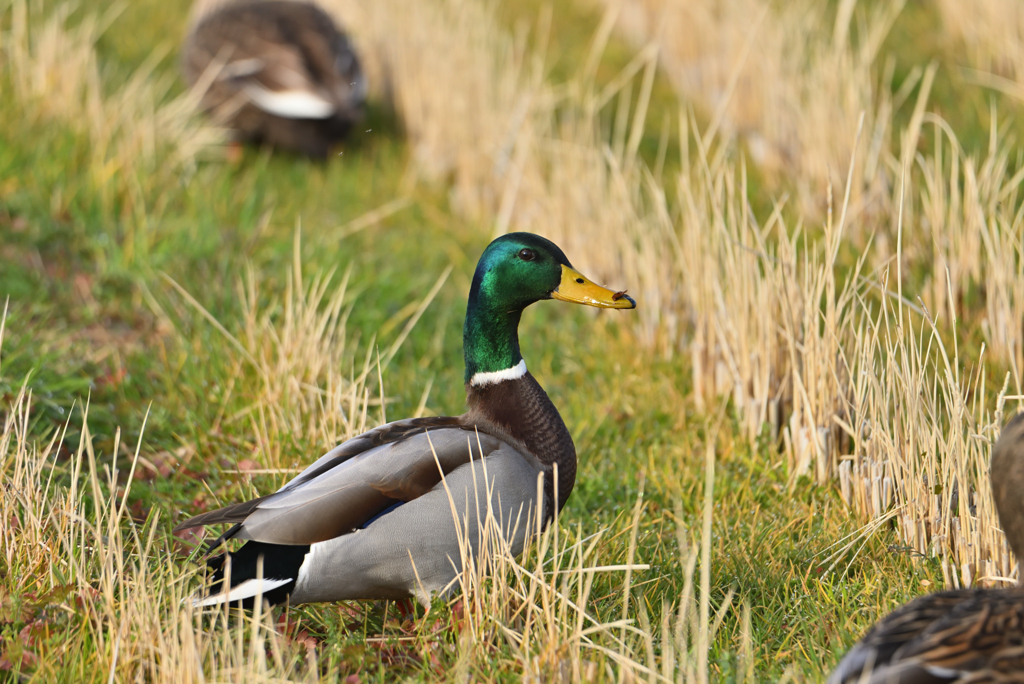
left=1, top=0, right=1014, bottom=681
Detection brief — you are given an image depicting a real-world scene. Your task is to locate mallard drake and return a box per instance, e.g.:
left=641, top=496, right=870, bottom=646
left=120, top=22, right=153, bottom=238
left=174, top=233, right=636, bottom=607
left=182, top=0, right=365, bottom=158
left=827, top=413, right=1024, bottom=683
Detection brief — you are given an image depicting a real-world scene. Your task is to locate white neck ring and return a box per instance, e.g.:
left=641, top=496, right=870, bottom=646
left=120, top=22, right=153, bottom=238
left=470, top=359, right=527, bottom=387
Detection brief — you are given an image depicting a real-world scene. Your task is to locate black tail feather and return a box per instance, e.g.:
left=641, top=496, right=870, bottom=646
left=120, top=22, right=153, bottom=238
left=202, top=541, right=311, bottom=608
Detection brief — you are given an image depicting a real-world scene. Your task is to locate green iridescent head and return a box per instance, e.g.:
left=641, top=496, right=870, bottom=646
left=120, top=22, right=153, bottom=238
left=463, top=233, right=636, bottom=384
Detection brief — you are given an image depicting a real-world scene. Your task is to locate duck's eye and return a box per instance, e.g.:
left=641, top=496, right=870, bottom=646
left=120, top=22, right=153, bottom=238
left=518, top=248, right=537, bottom=261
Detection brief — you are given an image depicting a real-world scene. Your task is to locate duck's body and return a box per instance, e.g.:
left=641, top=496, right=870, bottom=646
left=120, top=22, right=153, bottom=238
left=175, top=233, right=635, bottom=607
left=182, top=0, right=365, bottom=158
left=828, top=414, right=1024, bottom=683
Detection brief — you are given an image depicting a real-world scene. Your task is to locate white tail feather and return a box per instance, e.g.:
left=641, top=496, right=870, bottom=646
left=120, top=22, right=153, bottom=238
left=243, top=85, right=335, bottom=119
left=193, top=577, right=292, bottom=607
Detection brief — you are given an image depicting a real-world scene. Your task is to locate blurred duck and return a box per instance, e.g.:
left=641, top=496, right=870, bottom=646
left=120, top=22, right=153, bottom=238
left=173, top=233, right=637, bottom=608
left=182, top=0, right=366, bottom=158
left=828, top=413, right=1024, bottom=684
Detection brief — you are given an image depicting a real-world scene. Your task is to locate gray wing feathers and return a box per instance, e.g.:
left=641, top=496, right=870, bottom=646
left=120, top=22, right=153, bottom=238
left=235, top=429, right=504, bottom=545
left=272, top=434, right=378, bottom=493
left=273, top=416, right=467, bottom=493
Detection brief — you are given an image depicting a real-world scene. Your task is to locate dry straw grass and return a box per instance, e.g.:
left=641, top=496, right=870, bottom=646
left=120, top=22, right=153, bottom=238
left=592, top=0, right=907, bottom=224
left=0, top=246, right=394, bottom=679
left=667, top=118, right=1023, bottom=587
left=158, top=230, right=455, bottom=474
left=320, top=0, right=542, bottom=222
left=562, top=0, right=1023, bottom=587
left=0, top=394, right=329, bottom=681
left=0, top=292, right=315, bottom=679
left=0, top=0, right=222, bottom=260
left=937, top=0, right=1024, bottom=102
left=2, top=0, right=221, bottom=169
left=831, top=281, right=1020, bottom=589
left=914, top=114, right=1024, bottom=376
left=159, top=232, right=372, bottom=472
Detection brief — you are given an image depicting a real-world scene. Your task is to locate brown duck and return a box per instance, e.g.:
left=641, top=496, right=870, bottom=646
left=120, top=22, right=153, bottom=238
left=174, top=233, right=637, bottom=607
left=828, top=413, right=1024, bottom=683
left=182, top=0, right=365, bottom=158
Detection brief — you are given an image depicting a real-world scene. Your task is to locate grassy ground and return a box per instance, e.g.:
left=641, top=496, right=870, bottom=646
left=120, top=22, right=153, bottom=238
left=2, top=0, right=1021, bottom=681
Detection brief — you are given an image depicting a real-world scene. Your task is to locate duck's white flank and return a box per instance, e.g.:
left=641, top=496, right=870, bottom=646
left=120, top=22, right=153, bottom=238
left=470, top=359, right=527, bottom=387
left=294, top=540, right=328, bottom=591
left=244, top=85, right=336, bottom=119
left=194, top=577, right=292, bottom=607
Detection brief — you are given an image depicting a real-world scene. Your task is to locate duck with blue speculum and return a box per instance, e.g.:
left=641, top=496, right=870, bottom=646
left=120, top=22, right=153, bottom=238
left=174, top=232, right=637, bottom=607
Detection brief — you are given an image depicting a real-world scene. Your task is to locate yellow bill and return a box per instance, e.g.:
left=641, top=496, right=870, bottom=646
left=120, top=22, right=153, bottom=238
left=551, top=265, right=636, bottom=309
